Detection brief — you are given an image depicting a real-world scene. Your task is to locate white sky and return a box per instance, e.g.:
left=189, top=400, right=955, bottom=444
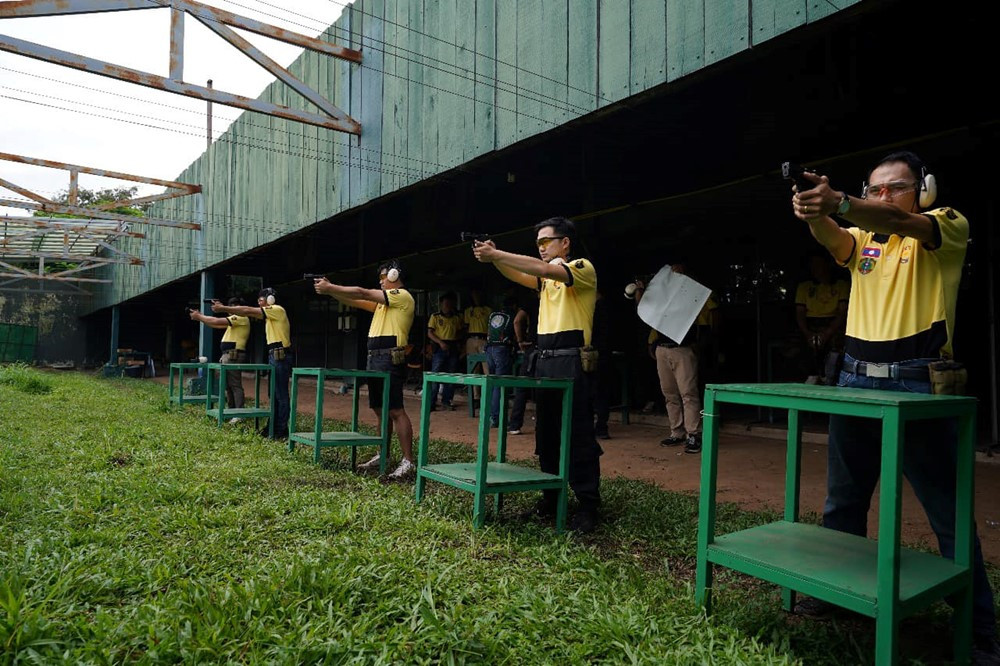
left=0, top=0, right=350, bottom=217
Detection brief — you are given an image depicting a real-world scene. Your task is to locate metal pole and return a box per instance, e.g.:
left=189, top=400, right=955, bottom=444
left=109, top=304, right=120, bottom=365
left=987, top=201, right=998, bottom=452
left=206, top=79, right=213, bottom=150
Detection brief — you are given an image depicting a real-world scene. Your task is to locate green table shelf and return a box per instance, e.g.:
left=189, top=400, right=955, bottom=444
left=168, top=362, right=207, bottom=406
left=204, top=363, right=274, bottom=436
left=695, top=383, right=976, bottom=665
left=288, top=368, right=391, bottom=472
left=416, top=372, right=573, bottom=531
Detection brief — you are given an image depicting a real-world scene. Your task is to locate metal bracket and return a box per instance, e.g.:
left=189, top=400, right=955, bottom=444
left=0, top=0, right=362, bottom=134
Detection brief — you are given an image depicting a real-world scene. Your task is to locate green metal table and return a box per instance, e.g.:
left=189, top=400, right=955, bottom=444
left=204, top=362, right=275, bottom=436
left=288, top=367, right=391, bottom=472
left=416, top=371, right=573, bottom=531
left=465, top=351, right=524, bottom=417
left=168, top=362, right=207, bottom=406
left=695, top=383, right=976, bottom=665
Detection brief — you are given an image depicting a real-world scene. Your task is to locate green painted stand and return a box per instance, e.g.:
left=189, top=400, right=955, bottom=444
left=168, top=362, right=207, bottom=406
left=416, top=371, right=573, bottom=531
left=695, top=383, right=976, bottom=666
left=288, top=368, right=391, bottom=472
left=205, top=362, right=275, bottom=437
left=465, top=352, right=524, bottom=417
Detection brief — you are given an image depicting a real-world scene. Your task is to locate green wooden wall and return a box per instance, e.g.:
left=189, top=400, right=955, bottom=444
left=91, top=0, right=857, bottom=312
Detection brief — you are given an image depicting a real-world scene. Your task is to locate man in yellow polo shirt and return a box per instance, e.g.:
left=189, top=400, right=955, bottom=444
left=464, top=288, right=492, bottom=404
left=793, top=254, right=848, bottom=384
left=426, top=292, right=464, bottom=411
left=213, top=287, right=292, bottom=439
left=473, top=217, right=602, bottom=533
left=791, top=151, right=999, bottom=660
left=190, top=297, right=250, bottom=417
left=314, top=260, right=416, bottom=481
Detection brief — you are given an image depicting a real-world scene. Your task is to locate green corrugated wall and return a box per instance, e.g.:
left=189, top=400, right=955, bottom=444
left=91, top=0, right=857, bottom=313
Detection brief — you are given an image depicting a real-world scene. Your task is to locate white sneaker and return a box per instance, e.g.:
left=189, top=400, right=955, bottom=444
left=357, top=453, right=382, bottom=471
left=228, top=417, right=241, bottom=425
left=508, top=428, right=521, bottom=435
left=387, top=458, right=415, bottom=480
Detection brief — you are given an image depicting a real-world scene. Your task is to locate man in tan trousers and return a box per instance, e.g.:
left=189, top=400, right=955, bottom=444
left=635, top=263, right=717, bottom=454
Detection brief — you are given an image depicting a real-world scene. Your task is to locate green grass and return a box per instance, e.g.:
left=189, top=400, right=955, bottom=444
left=0, top=363, right=53, bottom=395
left=0, top=371, right=990, bottom=664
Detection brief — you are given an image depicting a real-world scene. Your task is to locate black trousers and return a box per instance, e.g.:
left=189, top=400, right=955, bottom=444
left=534, top=354, right=602, bottom=510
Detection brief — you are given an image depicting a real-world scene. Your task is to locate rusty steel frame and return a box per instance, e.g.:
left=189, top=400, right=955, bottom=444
left=0, top=0, right=363, bottom=134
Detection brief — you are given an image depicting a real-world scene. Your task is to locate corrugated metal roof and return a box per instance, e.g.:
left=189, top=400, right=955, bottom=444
left=0, top=216, right=129, bottom=262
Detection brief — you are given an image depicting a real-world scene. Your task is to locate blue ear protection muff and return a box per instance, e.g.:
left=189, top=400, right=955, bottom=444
left=260, top=288, right=277, bottom=306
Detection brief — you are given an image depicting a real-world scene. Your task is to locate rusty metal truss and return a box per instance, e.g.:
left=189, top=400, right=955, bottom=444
left=0, top=0, right=363, bottom=134
left=0, top=151, right=199, bottom=293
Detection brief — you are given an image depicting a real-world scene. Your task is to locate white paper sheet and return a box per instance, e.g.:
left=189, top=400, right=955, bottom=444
left=636, top=265, right=711, bottom=344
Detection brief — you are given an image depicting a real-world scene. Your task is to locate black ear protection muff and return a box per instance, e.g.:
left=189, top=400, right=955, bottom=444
left=379, top=260, right=402, bottom=283
left=259, top=287, right=277, bottom=306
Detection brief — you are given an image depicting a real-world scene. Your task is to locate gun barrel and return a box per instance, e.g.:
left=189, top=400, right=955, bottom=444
left=303, top=273, right=326, bottom=280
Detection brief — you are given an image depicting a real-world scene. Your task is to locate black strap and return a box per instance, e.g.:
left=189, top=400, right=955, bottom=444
left=537, top=348, right=580, bottom=358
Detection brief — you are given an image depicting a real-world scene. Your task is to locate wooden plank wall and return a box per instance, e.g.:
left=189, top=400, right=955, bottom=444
left=93, top=0, right=858, bottom=311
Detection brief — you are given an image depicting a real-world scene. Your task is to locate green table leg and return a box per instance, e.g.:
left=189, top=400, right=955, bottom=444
left=875, top=410, right=903, bottom=666
left=954, top=411, right=975, bottom=665
left=696, top=389, right=719, bottom=613
left=495, top=382, right=507, bottom=518
left=473, top=387, right=491, bottom=529
left=415, top=374, right=432, bottom=503
left=782, top=408, right=802, bottom=611
left=288, top=372, right=299, bottom=453
left=313, top=373, right=325, bottom=463
left=268, top=368, right=275, bottom=439
left=555, top=383, right=573, bottom=534
left=350, top=376, right=360, bottom=471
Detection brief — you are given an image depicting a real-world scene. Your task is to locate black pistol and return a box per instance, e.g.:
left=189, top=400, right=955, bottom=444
left=303, top=273, right=327, bottom=280
left=460, top=232, right=490, bottom=244
left=781, top=162, right=816, bottom=192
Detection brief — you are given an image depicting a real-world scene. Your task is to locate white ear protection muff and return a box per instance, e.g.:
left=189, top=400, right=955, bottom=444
left=386, top=267, right=400, bottom=282
left=919, top=168, right=937, bottom=208
left=266, top=294, right=276, bottom=306
left=261, top=288, right=277, bottom=306
left=379, top=260, right=401, bottom=283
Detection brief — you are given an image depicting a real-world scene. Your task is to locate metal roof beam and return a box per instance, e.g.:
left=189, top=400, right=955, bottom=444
left=0, top=198, right=200, bottom=230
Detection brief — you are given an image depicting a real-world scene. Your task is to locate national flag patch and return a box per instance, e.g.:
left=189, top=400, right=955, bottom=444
left=861, top=247, right=881, bottom=258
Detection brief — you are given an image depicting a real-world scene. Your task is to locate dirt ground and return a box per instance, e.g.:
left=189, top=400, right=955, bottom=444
left=159, top=374, right=1000, bottom=563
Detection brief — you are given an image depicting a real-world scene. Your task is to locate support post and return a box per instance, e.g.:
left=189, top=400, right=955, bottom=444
left=199, top=270, right=215, bottom=360
left=109, top=304, right=120, bottom=365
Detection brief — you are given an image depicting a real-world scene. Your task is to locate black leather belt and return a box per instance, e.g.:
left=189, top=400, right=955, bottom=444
left=843, top=359, right=929, bottom=381
left=468, top=333, right=486, bottom=339
left=367, top=348, right=393, bottom=357
left=537, top=348, right=579, bottom=358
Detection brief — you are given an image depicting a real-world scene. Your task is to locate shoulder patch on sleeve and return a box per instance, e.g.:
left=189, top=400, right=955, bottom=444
left=389, top=289, right=399, bottom=294
left=945, top=208, right=958, bottom=220
left=575, top=260, right=585, bottom=269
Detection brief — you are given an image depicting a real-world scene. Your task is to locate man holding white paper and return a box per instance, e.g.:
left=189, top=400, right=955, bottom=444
left=634, top=263, right=716, bottom=454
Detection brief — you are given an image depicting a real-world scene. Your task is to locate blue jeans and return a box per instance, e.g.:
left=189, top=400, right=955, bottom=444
left=485, top=344, right=514, bottom=424
left=429, top=345, right=460, bottom=405
left=266, top=350, right=293, bottom=436
left=826, top=354, right=996, bottom=637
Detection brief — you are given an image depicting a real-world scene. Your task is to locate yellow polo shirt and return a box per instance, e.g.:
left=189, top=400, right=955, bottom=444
left=369, top=288, right=414, bottom=349
left=795, top=280, right=849, bottom=319
left=537, top=257, right=597, bottom=348
left=839, top=207, right=968, bottom=362
left=463, top=305, right=492, bottom=335
left=221, top=315, right=250, bottom=351
left=428, top=311, right=463, bottom=341
left=260, top=305, right=291, bottom=348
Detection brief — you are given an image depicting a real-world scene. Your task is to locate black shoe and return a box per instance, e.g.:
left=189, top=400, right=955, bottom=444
left=569, top=509, right=599, bottom=534
left=793, top=596, right=836, bottom=620
left=257, top=424, right=271, bottom=437
left=272, top=430, right=289, bottom=440
left=660, top=435, right=686, bottom=447
left=973, top=636, right=1000, bottom=665
left=684, top=434, right=702, bottom=454
left=429, top=403, right=438, bottom=412
left=595, top=429, right=610, bottom=440
left=519, top=499, right=556, bottom=521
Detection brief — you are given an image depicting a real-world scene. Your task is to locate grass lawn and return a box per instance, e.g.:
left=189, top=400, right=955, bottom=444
left=0, top=367, right=986, bottom=664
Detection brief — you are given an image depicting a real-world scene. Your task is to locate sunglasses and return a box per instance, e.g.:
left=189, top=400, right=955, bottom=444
left=535, top=235, right=566, bottom=249
left=862, top=180, right=917, bottom=199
